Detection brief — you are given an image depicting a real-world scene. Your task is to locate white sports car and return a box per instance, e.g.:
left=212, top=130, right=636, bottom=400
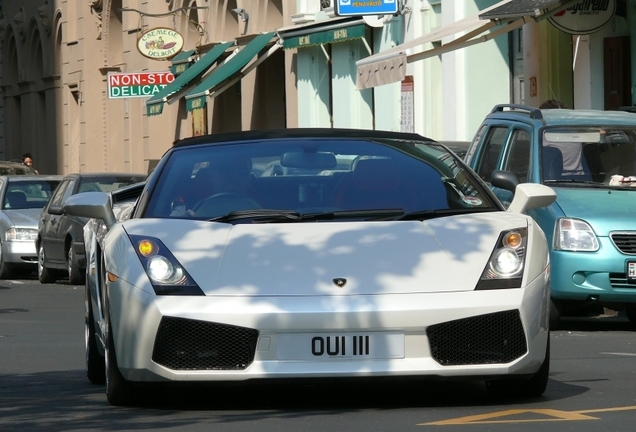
left=65, top=129, right=556, bottom=406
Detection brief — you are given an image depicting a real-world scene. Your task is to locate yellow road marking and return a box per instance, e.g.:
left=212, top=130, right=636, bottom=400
left=420, top=405, right=636, bottom=425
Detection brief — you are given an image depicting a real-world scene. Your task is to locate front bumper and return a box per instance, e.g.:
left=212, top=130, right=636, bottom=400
left=1, top=240, right=37, bottom=265
left=106, top=270, right=550, bottom=383
left=551, top=237, right=636, bottom=304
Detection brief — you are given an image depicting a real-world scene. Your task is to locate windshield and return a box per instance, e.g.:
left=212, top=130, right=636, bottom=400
left=77, top=176, right=146, bottom=193
left=3, top=180, right=61, bottom=210
left=143, top=138, right=498, bottom=220
left=542, top=127, right=636, bottom=186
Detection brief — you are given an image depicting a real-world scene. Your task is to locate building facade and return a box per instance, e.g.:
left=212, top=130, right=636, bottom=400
left=1, top=0, right=635, bottom=175
left=0, top=0, right=294, bottom=175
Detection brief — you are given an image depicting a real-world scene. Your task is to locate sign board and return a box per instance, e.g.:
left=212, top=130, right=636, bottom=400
left=548, top=0, right=615, bottom=35
left=400, top=76, right=414, bottom=133
left=107, top=72, right=175, bottom=99
left=335, top=0, right=399, bottom=17
left=137, top=27, right=184, bottom=60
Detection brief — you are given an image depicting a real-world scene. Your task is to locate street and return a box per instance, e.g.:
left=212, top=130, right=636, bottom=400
left=2, top=278, right=636, bottom=431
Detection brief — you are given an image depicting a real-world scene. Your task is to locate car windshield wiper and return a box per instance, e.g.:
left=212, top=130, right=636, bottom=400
left=393, top=207, right=496, bottom=221
left=207, top=208, right=406, bottom=223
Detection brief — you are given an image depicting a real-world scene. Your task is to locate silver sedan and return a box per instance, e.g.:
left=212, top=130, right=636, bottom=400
left=0, top=175, right=62, bottom=278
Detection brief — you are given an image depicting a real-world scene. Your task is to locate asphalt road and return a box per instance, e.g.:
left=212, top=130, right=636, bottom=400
left=2, top=278, right=636, bottom=432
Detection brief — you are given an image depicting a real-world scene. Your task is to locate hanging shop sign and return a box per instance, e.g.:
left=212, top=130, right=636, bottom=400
left=107, top=72, right=175, bottom=99
left=137, top=27, right=184, bottom=60
left=548, top=0, right=615, bottom=35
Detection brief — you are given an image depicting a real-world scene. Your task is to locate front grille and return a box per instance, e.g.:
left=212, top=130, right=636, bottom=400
left=152, top=317, right=259, bottom=370
left=609, top=273, right=636, bottom=289
left=427, top=310, right=527, bottom=366
left=610, top=232, right=636, bottom=255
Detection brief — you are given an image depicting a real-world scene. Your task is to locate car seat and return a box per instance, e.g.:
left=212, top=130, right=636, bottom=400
left=542, top=146, right=563, bottom=181
left=5, top=191, right=28, bottom=209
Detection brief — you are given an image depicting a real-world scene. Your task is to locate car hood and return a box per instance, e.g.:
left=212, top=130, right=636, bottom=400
left=554, top=187, right=636, bottom=235
left=123, top=213, right=529, bottom=296
left=3, top=208, right=43, bottom=228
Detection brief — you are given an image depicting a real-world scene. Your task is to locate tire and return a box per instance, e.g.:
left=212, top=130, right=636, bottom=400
left=86, top=288, right=106, bottom=384
left=68, top=246, right=85, bottom=285
left=485, top=338, right=550, bottom=399
left=625, top=306, right=636, bottom=324
left=549, top=298, right=562, bottom=330
left=105, top=321, right=135, bottom=406
left=0, top=243, right=14, bottom=279
left=38, top=244, right=56, bottom=284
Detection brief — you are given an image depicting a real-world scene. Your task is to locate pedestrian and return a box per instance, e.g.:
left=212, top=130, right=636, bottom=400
left=22, top=152, right=39, bottom=174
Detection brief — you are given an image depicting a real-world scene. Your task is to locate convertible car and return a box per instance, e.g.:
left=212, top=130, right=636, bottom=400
left=65, top=129, right=556, bottom=406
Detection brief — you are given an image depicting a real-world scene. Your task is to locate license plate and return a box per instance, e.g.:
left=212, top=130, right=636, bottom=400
left=277, top=332, right=404, bottom=361
left=628, top=261, right=636, bottom=282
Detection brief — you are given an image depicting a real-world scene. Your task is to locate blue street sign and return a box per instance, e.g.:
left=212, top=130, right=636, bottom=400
left=334, top=0, right=399, bottom=17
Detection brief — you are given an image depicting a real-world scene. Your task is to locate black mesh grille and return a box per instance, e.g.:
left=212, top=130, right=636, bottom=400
left=152, top=317, right=258, bottom=370
left=427, top=310, right=527, bottom=366
left=611, top=233, right=636, bottom=255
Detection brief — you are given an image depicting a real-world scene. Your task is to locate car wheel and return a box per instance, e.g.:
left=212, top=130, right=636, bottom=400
left=86, top=288, right=105, bottom=385
left=625, top=306, right=636, bottom=324
left=485, top=338, right=550, bottom=399
left=549, top=298, right=562, bottom=330
left=0, top=244, right=14, bottom=279
left=38, top=244, right=56, bottom=284
left=105, top=320, right=135, bottom=406
left=68, top=247, right=85, bottom=285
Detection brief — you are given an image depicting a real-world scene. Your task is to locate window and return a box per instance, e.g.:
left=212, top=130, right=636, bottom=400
left=475, top=127, right=509, bottom=182
left=504, top=129, right=531, bottom=183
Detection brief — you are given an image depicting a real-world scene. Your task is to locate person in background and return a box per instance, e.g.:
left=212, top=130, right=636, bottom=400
left=539, top=99, right=566, bottom=109
left=539, top=100, right=588, bottom=177
left=22, top=153, right=39, bottom=174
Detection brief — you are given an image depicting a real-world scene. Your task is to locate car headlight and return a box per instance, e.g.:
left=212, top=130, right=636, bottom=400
left=5, top=228, right=38, bottom=242
left=553, top=218, right=599, bottom=251
left=128, top=234, right=203, bottom=296
left=476, top=228, right=527, bottom=290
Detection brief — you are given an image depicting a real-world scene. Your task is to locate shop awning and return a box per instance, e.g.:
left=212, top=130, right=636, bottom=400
left=282, top=22, right=366, bottom=49
left=185, top=32, right=279, bottom=112
left=145, top=41, right=234, bottom=116
left=356, top=0, right=578, bottom=90
left=170, top=49, right=196, bottom=75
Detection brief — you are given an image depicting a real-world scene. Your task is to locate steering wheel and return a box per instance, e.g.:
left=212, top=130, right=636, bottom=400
left=192, top=192, right=261, bottom=217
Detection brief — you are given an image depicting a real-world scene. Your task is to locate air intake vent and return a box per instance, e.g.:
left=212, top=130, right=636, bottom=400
left=427, top=310, right=527, bottom=366
left=153, top=317, right=258, bottom=370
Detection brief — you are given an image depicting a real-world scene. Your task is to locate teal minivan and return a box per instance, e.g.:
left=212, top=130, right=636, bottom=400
left=465, top=104, right=636, bottom=327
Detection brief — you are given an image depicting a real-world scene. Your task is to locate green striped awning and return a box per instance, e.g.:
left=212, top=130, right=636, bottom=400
left=145, top=42, right=234, bottom=116
left=185, top=32, right=276, bottom=112
left=169, top=49, right=196, bottom=75
left=283, top=24, right=366, bottom=49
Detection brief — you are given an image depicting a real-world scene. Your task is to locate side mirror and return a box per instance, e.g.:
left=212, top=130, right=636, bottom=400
left=63, top=192, right=117, bottom=228
left=490, top=170, right=519, bottom=193
left=47, top=205, right=64, bottom=216
left=507, top=183, right=556, bottom=213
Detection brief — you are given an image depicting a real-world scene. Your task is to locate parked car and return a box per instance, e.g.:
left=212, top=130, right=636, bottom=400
left=465, top=104, right=636, bottom=327
left=0, top=175, right=62, bottom=278
left=64, top=128, right=556, bottom=406
left=0, top=160, right=38, bottom=176
left=37, top=173, right=146, bottom=284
